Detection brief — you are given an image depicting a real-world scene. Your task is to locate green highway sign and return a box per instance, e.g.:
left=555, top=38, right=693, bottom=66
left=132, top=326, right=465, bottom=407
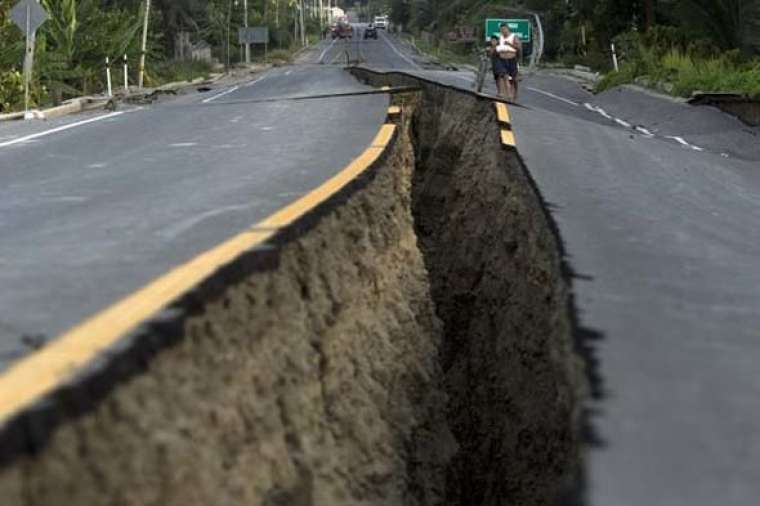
left=485, top=18, right=532, bottom=43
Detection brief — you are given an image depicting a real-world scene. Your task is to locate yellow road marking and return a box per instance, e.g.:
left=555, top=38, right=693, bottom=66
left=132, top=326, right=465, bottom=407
left=371, top=123, right=396, bottom=147
left=0, top=123, right=398, bottom=426
left=501, top=128, right=516, bottom=147
left=495, top=102, right=511, bottom=125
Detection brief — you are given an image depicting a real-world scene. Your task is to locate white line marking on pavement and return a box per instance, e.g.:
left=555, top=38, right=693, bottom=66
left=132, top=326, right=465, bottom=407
left=380, top=31, right=421, bottom=70
left=169, top=142, right=197, bottom=147
left=665, top=135, right=704, bottom=151
left=243, top=75, right=268, bottom=87
left=319, top=39, right=337, bottom=63
left=526, top=87, right=579, bottom=106
left=284, top=70, right=292, bottom=76
left=583, top=102, right=615, bottom=120
left=0, top=111, right=131, bottom=148
left=615, top=118, right=632, bottom=128
left=202, top=85, right=240, bottom=103
left=635, top=126, right=654, bottom=137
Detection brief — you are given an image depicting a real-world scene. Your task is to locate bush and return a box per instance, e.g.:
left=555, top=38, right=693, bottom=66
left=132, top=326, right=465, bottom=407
left=597, top=47, right=760, bottom=98
left=0, top=69, right=24, bottom=112
left=266, top=49, right=294, bottom=64
left=595, top=64, right=637, bottom=92
left=148, top=60, right=213, bottom=86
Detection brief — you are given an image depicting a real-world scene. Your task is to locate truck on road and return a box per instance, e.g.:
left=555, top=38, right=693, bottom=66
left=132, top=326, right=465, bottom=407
left=332, top=18, right=354, bottom=40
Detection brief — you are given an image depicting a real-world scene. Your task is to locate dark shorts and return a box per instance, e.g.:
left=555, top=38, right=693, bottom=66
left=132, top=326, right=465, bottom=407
left=493, top=57, right=518, bottom=79
left=504, top=58, right=518, bottom=78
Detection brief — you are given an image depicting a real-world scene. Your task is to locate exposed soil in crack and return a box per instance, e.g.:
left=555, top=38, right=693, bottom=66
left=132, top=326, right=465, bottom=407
left=0, top=71, right=586, bottom=506
left=407, top=83, right=583, bottom=506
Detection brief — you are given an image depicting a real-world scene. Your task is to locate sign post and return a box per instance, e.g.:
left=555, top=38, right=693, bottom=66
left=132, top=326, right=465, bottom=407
left=239, top=26, right=270, bottom=61
left=243, top=0, right=250, bottom=64
left=10, top=0, right=48, bottom=119
left=484, top=18, right=532, bottom=43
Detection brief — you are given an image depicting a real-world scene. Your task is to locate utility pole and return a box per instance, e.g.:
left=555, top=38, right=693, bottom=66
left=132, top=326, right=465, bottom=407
left=299, top=0, right=306, bottom=46
left=226, top=0, right=232, bottom=71
left=138, top=0, right=151, bottom=88
left=243, top=0, right=250, bottom=64
left=644, top=0, right=655, bottom=31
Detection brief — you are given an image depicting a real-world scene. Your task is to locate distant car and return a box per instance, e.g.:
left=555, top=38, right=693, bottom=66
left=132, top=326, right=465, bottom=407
left=364, top=24, right=378, bottom=40
left=374, top=16, right=387, bottom=29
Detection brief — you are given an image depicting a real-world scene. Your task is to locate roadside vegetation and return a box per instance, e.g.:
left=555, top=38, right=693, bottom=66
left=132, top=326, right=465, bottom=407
left=0, top=0, right=325, bottom=113
left=377, top=0, right=760, bottom=98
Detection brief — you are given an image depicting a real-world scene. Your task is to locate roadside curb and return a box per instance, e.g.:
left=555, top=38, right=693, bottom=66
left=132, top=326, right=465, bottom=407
left=0, top=72, right=230, bottom=123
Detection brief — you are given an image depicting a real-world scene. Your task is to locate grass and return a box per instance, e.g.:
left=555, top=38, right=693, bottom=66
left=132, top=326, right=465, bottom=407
left=414, top=37, right=479, bottom=67
left=266, top=49, right=295, bottom=64
left=148, top=60, right=215, bottom=87
left=596, top=48, right=760, bottom=98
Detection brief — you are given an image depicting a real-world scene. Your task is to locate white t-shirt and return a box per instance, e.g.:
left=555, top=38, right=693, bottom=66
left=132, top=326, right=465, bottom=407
left=497, top=34, right=518, bottom=56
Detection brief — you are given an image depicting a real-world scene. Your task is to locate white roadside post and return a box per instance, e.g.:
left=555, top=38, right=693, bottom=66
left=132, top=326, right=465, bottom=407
left=123, top=54, right=129, bottom=91
left=105, top=57, right=113, bottom=97
left=138, top=0, right=151, bottom=88
left=611, top=43, right=620, bottom=71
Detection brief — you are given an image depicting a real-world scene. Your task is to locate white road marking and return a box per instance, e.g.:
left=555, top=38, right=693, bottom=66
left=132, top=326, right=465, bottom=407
left=583, top=103, right=706, bottom=151
left=202, top=85, right=240, bottom=104
left=0, top=111, right=131, bottom=148
left=526, top=87, right=579, bottom=106
left=665, top=135, right=704, bottom=151
left=584, top=102, right=616, bottom=120
left=380, top=31, right=421, bottom=70
left=243, top=75, right=268, bottom=88
left=169, top=142, right=197, bottom=147
left=319, top=39, right=338, bottom=63
left=596, top=107, right=612, bottom=120
left=284, top=70, right=292, bottom=76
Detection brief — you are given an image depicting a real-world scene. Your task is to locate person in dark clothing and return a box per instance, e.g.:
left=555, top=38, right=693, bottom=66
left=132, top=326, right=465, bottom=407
left=487, top=34, right=509, bottom=97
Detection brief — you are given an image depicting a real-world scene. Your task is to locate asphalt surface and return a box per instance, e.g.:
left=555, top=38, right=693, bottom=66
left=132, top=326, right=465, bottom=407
left=511, top=76, right=760, bottom=506
left=3, top=26, right=760, bottom=506
left=0, top=47, right=389, bottom=369
left=347, top=30, right=760, bottom=506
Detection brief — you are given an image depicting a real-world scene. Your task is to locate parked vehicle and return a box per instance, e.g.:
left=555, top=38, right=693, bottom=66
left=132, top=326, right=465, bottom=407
left=374, top=16, right=387, bottom=29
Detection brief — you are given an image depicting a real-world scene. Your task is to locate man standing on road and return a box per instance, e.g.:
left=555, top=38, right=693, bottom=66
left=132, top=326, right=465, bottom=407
left=497, top=23, right=522, bottom=101
left=487, top=35, right=508, bottom=97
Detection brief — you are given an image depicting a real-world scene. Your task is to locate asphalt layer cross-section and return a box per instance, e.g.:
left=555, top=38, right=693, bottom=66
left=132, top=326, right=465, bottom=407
left=0, top=52, right=389, bottom=369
